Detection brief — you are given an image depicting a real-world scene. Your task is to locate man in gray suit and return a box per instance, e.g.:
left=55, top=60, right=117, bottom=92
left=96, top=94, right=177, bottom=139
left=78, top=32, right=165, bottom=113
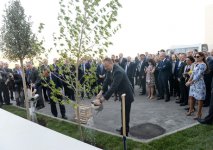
left=93, top=58, right=134, bottom=136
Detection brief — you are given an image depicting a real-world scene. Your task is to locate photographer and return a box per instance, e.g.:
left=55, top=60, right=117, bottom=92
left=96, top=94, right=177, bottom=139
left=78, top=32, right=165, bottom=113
left=0, top=62, right=10, bottom=105
left=4, top=62, right=14, bottom=101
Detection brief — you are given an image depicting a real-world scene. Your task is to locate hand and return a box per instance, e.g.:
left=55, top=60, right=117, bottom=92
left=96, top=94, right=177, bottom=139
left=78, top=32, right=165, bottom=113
left=185, top=81, right=191, bottom=87
left=32, top=89, right=37, bottom=96
left=96, top=91, right=103, bottom=99
left=31, top=83, right=35, bottom=88
left=99, top=96, right=105, bottom=103
left=92, top=99, right=102, bottom=106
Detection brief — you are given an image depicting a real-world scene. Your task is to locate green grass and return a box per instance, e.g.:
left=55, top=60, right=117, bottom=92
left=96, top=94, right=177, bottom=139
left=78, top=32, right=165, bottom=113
left=2, top=105, right=213, bottom=150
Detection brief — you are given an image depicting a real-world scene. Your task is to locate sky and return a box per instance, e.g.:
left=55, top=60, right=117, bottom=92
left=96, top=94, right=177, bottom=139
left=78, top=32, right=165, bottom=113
left=0, top=0, right=213, bottom=61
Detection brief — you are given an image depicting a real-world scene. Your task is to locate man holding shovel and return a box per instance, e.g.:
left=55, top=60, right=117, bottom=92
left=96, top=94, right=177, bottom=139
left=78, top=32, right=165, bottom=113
left=93, top=58, right=134, bottom=136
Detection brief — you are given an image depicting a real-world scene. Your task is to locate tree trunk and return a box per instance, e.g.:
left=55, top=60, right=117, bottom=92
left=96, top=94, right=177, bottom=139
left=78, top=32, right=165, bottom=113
left=75, top=59, right=84, bottom=141
left=20, top=59, right=30, bottom=120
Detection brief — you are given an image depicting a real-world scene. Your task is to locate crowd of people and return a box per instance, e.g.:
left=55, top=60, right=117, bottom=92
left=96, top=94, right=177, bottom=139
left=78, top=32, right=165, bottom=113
left=0, top=49, right=213, bottom=124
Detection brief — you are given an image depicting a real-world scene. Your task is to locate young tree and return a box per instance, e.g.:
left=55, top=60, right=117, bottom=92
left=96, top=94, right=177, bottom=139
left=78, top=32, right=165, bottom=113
left=48, top=0, right=121, bottom=140
left=0, top=0, right=44, bottom=120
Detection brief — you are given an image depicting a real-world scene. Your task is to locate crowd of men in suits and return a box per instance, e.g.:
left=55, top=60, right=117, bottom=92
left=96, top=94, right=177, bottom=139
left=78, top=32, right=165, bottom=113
left=0, top=49, right=213, bottom=124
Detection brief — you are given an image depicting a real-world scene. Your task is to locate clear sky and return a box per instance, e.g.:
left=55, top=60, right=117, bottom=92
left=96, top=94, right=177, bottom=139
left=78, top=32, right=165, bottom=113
left=0, top=0, right=213, bottom=60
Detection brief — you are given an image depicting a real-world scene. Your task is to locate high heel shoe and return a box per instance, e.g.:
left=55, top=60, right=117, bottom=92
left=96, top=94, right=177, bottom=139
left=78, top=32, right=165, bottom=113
left=186, top=110, right=195, bottom=116
left=193, top=113, right=202, bottom=120
left=150, top=96, right=155, bottom=99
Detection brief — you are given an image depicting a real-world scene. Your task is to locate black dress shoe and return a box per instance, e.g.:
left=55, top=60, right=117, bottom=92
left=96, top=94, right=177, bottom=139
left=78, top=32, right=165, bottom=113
left=184, top=107, right=190, bottom=111
left=203, top=104, right=209, bottom=107
left=5, top=103, right=12, bottom=105
left=180, top=103, right=187, bottom=106
left=116, top=128, right=121, bottom=132
left=175, top=101, right=181, bottom=104
left=165, top=99, right=170, bottom=102
left=139, top=93, right=145, bottom=95
left=198, top=118, right=212, bottom=125
left=157, top=97, right=164, bottom=100
left=62, top=115, right=68, bottom=119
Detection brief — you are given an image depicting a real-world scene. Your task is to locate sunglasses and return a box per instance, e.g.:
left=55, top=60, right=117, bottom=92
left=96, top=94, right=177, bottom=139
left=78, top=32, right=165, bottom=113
left=195, top=56, right=200, bottom=58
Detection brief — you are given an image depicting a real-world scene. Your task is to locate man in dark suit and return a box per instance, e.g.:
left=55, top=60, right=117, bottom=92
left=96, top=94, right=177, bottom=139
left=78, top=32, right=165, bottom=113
left=93, top=58, right=134, bottom=136
left=62, top=59, right=75, bottom=101
left=118, top=53, right=127, bottom=69
left=35, top=68, right=67, bottom=119
left=96, top=60, right=106, bottom=86
left=177, top=53, right=187, bottom=106
left=13, top=64, right=24, bottom=106
left=198, top=76, right=213, bottom=124
left=26, top=62, right=39, bottom=87
left=139, top=54, right=148, bottom=95
left=204, top=52, right=213, bottom=107
left=157, top=52, right=172, bottom=102
left=125, top=56, right=136, bottom=89
left=174, top=58, right=181, bottom=100
left=78, top=59, right=91, bottom=99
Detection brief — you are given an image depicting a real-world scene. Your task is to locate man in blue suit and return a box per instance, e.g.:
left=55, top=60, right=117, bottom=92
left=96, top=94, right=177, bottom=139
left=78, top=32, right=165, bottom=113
left=157, top=52, right=172, bottom=102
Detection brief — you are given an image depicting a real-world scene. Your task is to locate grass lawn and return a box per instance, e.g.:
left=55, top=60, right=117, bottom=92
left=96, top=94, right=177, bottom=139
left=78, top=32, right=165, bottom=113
left=2, top=105, right=213, bottom=150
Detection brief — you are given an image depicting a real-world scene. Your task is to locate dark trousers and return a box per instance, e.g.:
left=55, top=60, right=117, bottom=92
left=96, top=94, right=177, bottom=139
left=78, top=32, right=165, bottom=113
left=169, top=75, right=179, bottom=96
left=179, top=80, right=188, bottom=104
left=64, top=86, right=75, bottom=101
left=128, top=76, right=134, bottom=90
left=42, top=87, right=49, bottom=102
left=49, top=95, right=66, bottom=117
left=36, top=86, right=45, bottom=108
left=204, top=89, right=213, bottom=123
left=9, top=89, right=14, bottom=100
left=204, top=73, right=213, bottom=106
left=140, top=76, right=146, bottom=94
left=0, top=82, right=10, bottom=104
left=158, top=74, right=170, bottom=99
left=120, top=97, right=132, bottom=135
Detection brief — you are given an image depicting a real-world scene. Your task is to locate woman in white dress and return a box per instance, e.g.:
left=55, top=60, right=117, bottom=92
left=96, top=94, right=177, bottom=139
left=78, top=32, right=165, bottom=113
left=186, top=52, right=208, bottom=120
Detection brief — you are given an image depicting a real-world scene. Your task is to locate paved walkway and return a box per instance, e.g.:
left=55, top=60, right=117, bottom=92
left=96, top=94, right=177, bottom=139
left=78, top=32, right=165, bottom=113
left=37, top=86, right=209, bottom=140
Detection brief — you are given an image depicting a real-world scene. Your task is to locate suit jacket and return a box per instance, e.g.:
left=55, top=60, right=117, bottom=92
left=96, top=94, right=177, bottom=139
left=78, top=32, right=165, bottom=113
left=13, top=69, right=23, bottom=91
left=174, top=60, right=180, bottom=78
left=139, top=60, right=148, bottom=77
left=35, top=72, right=63, bottom=94
left=96, top=64, right=106, bottom=77
left=0, top=68, right=8, bottom=83
left=158, top=58, right=172, bottom=76
left=125, top=62, right=136, bottom=78
left=177, top=61, right=187, bottom=81
left=119, top=58, right=127, bottom=69
left=4, top=68, right=13, bottom=73
left=102, top=64, right=134, bottom=102
left=207, top=56, right=213, bottom=71
left=26, top=67, right=39, bottom=85
left=78, top=62, right=91, bottom=83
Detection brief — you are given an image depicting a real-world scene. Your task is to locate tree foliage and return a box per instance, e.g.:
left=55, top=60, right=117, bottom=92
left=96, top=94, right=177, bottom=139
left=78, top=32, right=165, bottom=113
left=0, top=0, right=44, bottom=61
left=0, top=0, right=45, bottom=120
